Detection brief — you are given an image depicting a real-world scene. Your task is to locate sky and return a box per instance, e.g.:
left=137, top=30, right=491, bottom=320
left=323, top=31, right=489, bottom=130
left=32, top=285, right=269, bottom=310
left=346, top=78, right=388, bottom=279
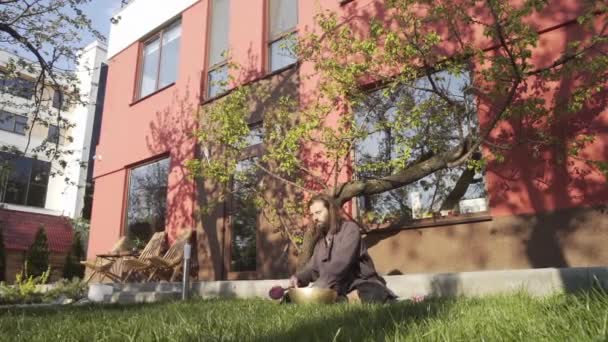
left=0, top=1, right=121, bottom=70
left=82, top=0, right=125, bottom=45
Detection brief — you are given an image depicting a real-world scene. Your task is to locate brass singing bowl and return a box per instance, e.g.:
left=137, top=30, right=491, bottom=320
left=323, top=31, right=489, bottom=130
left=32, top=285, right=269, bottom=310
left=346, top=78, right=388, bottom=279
left=288, top=287, right=338, bottom=304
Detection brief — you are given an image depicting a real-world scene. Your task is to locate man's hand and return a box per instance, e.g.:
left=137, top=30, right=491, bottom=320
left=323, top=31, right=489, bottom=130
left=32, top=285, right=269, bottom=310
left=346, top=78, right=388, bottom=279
left=289, top=275, right=299, bottom=288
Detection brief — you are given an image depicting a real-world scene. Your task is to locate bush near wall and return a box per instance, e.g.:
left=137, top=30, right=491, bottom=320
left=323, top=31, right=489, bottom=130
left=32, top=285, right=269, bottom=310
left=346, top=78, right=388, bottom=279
left=62, top=231, right=85, bottom=280
left=0, top=226, right=5, bottom=282
left=25, top=226, right=49, bottom=279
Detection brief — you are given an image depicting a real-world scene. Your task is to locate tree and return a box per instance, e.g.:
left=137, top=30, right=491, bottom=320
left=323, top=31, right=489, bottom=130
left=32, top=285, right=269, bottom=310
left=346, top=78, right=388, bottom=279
left=62, top=230, right=85, bottom=280
left=188, top=1, right=608, bottom=268
left=26, top=226, right=49, bottom=278
left=0, top=226, right=5, bottom=282
left=0, top=1, right=104, bottom=182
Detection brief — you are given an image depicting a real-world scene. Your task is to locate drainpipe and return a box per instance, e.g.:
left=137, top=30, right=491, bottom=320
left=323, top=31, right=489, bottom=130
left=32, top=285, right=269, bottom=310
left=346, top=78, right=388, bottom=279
left=182, top=242, right=191, bottom=300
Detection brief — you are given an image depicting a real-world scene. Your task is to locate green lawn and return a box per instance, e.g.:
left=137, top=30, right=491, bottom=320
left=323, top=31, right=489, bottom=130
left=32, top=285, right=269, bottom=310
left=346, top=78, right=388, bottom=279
left=1, top=290, right=608, bottom=341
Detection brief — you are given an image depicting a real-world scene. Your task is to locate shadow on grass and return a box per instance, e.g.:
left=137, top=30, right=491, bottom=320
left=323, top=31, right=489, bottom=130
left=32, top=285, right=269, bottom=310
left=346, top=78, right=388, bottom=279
left=254, top=300, right=453, bottom=342
left=0, top=298, right=453, bottom=341
left=0, top=300, right=173, bottom=317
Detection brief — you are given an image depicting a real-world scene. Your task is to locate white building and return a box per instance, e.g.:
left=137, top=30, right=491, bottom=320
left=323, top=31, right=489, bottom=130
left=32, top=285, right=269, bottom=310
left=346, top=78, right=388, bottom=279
left=0, top=41, right=107, bottom=219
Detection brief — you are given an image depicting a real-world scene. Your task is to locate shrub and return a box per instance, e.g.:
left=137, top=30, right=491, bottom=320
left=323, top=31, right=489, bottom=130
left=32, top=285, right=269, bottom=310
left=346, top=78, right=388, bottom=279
left=62, top=231, right=85, bottom=280
left=0, top=226, right=5, bottom=282
left=43, top=278, right=87, bottom=302
left=0, top=264, right=50, bottom=305
left=26, top=226, right=49, bottom=279
left=0, top=268, right=87, bottom=305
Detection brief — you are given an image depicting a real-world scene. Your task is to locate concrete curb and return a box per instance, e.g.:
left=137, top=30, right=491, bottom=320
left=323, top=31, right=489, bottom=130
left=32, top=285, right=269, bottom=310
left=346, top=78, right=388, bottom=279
left=88, top=266, right=608, bottom=304
left=384, top=266, right=608, bottom=299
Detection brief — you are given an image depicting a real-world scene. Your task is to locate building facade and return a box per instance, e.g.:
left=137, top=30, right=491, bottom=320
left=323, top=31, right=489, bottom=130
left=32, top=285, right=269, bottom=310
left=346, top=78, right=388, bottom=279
left=0, top=42, right=107, bottom=219
left=0, top=42, right=107, bottom=281
left=89, top=0, right=607, bottom=281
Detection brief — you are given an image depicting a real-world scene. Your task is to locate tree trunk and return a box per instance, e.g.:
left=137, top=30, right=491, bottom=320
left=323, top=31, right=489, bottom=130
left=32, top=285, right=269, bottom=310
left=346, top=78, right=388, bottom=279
left=296, top=228, right=317, bottom=272
left=440, top=167, right=475, bottom=211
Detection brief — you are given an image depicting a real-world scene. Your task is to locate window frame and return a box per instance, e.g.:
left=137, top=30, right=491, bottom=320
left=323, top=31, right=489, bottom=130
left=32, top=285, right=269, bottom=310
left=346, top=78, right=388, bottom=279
left=51, top=89, right=69, bottom=111
left=0, top=75, right=35, bottom=100
left=122, top=155, right=171, bottom=243
left=0, top=111, right=27, bottom=135
left=266, top=0, right=299, bottom=73
left=205, top=0, right=231, bottom=100
left=135, top=19, right=181, bottom=101
left=47, top=124, right=60, bottom=144
left=206, top=61, right=229, bottom=99
left=0, top=153, right=50, bottom=208
left=224, top=122, right=264, bottom=279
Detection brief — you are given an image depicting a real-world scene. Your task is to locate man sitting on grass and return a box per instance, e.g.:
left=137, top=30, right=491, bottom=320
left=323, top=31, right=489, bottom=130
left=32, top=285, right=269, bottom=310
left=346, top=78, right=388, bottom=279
left=290, top=194, right=397, bottom=303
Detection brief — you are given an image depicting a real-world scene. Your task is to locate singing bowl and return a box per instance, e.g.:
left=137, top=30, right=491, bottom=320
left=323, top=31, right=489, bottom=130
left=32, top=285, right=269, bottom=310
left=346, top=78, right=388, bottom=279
left=288, top=287, right=338, bottom=304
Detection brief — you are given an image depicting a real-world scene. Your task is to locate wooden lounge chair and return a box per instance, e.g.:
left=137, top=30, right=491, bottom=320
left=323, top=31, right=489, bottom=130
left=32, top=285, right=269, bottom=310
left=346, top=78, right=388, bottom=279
left=119, top=231, right=167, bottom=282
left=146, top=229, right=193, bottom=282
left=81, top=236, right=131, bottom=283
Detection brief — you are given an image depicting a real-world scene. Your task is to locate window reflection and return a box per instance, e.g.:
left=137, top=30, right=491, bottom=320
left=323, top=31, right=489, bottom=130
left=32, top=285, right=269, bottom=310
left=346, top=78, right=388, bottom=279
left=354, top=71, right=488, bottom=224
left=126, top=157, right=170, bottom=245
left=0, top=152, right=50, bottom=208
left=231, top=157, right=259, bottom=272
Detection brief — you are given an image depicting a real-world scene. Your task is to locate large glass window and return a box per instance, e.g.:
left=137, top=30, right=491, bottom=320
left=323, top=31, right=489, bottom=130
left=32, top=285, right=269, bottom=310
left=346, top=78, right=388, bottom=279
left=0, top=76, right=35, bottom=99
left=26, top=159, right=51, bottom=207
left=51, top=90, right=68, bottom=110
left=207, top=0, right=230, bottom=98
left=0, top=111, right=27, bottom=135
left=230, top=125, right=263, bottom=272
left=268, top=0, right=298, bottom=72
left=138, top=20, right=181, bottom=99
left=354, top=71, right=488, bottom=224
left=231, top=158, right=259, bottom=272
left=125, top=157, right=170, bottom=246
left=47, top=124, right=60, bottom=144
left=0, top=152, right=51, bottom=208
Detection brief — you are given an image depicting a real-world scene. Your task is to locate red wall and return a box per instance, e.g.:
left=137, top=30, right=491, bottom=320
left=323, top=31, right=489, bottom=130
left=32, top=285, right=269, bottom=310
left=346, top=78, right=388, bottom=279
left=89, top=0, right=607, bottom=264
left=88, top=1, right=208, bottom=258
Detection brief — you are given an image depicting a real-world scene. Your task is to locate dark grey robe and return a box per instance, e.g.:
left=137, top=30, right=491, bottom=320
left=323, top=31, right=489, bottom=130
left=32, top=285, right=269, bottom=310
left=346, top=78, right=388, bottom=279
left=295, top=221, right=397, bottom=301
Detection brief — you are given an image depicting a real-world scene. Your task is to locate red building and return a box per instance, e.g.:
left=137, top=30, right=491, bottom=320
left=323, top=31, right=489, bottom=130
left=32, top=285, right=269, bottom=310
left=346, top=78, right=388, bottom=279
left=89, top=0, right=607, bottom=281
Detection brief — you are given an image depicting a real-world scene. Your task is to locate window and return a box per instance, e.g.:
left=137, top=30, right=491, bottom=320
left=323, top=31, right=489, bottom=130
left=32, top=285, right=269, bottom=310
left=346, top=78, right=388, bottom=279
left=268, top=0, right=298, bottom=72
left=207, top=65, right=228, bottom=99
left=0, top=111, right=27, bottom=135
left=25, top=159, right=50, bottom=207
left=125, top=157, right=170, bottom=246
left=52, top=90, right=67, bottom=110
left=354, top=71, right=488, bottom=224
left=47, top=124, right=60, bottom=144
left=0, top=75, right=35, bottom=99
left=231, top=158, right=259, bottom=272
left=138, top=20, right=181, bottom=99
left=0, top=152, right=51, bottom=208
left=230, top=125, right=263, bottom=272
left=207, top=0, right=230, bottom=98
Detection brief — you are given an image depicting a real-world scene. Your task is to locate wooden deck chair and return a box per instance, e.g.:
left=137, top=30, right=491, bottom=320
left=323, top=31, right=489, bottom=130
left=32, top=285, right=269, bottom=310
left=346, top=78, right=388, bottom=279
left=119, top=231, right=167, bottom=282
left=146, top=229, right=193, bottom=282
left=81, top=236, right=131, bottom=283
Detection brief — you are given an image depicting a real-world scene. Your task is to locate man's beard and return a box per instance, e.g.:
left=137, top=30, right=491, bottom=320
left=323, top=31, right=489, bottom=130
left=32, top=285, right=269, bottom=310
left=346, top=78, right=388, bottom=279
left=315, top=220, right=330, bottom=234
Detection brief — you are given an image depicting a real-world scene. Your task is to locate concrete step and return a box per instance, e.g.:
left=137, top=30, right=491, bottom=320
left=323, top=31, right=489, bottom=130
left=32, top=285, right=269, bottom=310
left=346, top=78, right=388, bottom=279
left=111, top=282, right=182, bottom=293
left=88, top=266, right=608, bottom=304
left=106, top=291, right=180, bottom=304
left=384, top=266, right=608, bottom=299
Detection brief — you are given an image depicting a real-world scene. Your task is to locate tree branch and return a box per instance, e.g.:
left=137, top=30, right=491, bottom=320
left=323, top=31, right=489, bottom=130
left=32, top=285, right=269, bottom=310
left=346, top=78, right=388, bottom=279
left=252, top=160, right=313, bottom=194
left=334, top=142, right=467, bottom=205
